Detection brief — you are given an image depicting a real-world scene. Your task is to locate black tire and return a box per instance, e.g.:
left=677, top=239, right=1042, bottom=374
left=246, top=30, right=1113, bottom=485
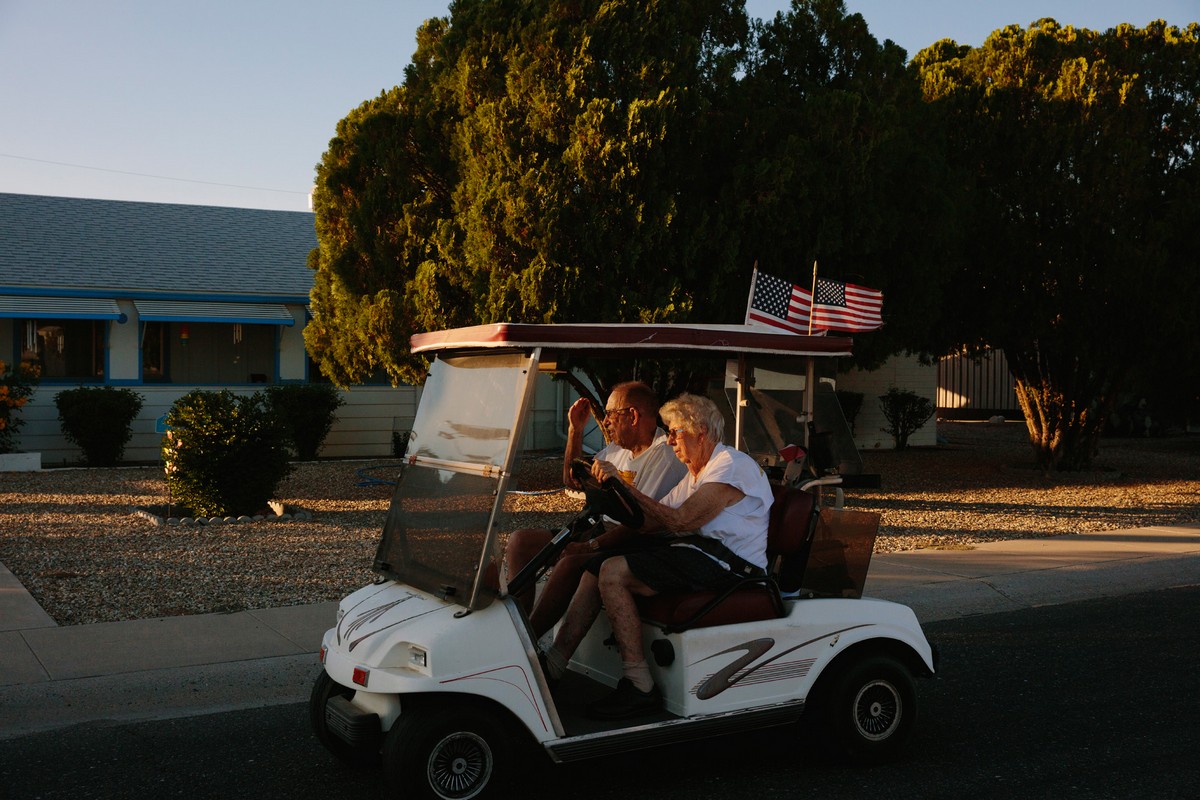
left=309, top=671, right=380, bottom=767
left=820, top=655, right=917, bottom=762
left=383, top=702, right=508, bottom=800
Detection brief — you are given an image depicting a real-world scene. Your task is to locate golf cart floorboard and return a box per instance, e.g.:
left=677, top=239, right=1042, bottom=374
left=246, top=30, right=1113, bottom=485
left=552, top=671, right=678, bottom=735
left=546, top=671, right=804, bottom=762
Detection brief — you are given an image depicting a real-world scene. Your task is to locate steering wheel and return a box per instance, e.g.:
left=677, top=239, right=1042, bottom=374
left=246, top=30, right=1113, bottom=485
left=506, top=459, right=645, bottom=601
left=571, top=458, right=644, bottom=529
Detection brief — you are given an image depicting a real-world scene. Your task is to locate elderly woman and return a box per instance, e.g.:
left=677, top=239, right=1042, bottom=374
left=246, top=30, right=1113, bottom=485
left=541, top=393, right=774, bottom=719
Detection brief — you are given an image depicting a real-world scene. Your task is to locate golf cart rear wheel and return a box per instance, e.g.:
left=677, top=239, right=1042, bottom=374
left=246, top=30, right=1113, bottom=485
left=383, top=703, right=508, bottom=800
left=309, top=671, right=380, bottom=767
left=823, top=655, right=917, bottom=762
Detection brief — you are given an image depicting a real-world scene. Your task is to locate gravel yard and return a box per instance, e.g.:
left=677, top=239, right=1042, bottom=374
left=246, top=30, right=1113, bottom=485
left=1, top=421, right=1197, bottom=626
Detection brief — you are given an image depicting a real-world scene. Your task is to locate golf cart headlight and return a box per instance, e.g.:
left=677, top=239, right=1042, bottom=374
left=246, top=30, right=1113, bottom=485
left=408, top=646, right=428, bottom=669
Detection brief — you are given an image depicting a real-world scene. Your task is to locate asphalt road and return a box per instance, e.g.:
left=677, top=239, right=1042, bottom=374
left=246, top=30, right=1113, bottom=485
left=3, top=586, right=1198, bottom=800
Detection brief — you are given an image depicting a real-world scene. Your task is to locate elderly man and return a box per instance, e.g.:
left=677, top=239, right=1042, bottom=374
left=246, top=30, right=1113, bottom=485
left=505, top=381, right=686, bottom=638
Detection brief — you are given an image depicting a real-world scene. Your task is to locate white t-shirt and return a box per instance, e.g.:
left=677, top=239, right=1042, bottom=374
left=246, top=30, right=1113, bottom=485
left=595, top=429, right=688, bottom=502
left=659, top=442, right=773, bottom=569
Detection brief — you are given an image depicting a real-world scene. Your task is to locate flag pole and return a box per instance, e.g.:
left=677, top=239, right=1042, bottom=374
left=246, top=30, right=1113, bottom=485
left=738, top=261, right=761, bottom=451
left=807, top=260, right=818, bottom=335
left=743, top=261, right=759, bottom=326
left=804, top=260, right=818, bottom=450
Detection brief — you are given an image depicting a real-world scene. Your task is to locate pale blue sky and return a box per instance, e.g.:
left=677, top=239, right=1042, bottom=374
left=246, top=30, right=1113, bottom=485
left=1, top=1, right=1193, bottom=211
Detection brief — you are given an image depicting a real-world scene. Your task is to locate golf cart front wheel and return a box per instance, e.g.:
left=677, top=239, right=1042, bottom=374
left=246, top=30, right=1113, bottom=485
left=383, top=703, right=508, bottom=800
left=823, top=655, right=917, bottom=762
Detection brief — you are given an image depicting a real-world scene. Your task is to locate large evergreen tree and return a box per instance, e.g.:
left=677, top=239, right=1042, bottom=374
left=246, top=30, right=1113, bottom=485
left=305, top=0, right=947, bottom=386
left=915, top=20, right=1200, bottom=470
left=306, top=0, right=750, bottom=385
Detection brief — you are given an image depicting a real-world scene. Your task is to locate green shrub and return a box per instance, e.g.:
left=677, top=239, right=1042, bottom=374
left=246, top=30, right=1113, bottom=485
left=163, top=390, right=293, bottom=517
left=54, top=387, right=144, bottom=466
left=264, top=384, right=346, bottom=461
left=879, top=388, right=935, bottom=450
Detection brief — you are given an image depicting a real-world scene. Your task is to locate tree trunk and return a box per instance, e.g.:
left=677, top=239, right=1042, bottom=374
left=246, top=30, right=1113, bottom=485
left=1006, top=337, right=1122, bottom=473
left=1014, top=376, right=1108, bottom=473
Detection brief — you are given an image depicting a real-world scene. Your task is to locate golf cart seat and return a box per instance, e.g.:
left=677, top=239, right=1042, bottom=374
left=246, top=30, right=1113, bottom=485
left=637, top=484, right=815, bottom=633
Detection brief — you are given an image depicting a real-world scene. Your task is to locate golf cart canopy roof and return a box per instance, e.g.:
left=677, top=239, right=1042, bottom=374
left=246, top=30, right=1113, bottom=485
left=410, top=323, right=853, bottom=359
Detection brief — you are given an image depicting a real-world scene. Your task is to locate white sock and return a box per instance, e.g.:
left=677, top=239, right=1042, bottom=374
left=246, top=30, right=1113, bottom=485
left=623, top=660, right=653, bottom=692
left=544, top=645, right=568, bottom=680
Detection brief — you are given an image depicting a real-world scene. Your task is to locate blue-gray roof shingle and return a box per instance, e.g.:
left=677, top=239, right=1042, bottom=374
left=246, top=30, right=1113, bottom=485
left=0, top=192, right=317, bottom=302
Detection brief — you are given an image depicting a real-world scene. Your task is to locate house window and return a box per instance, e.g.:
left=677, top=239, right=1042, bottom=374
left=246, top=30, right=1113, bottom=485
left=19, top=319, right=104, bottom=381
left=165, top=321, right=275, bottom=384
left=142, top=322, right=167, bottom=381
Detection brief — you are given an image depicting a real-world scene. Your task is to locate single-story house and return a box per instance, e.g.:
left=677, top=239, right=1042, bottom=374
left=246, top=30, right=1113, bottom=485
left=0, top=192, right=414, bottom=467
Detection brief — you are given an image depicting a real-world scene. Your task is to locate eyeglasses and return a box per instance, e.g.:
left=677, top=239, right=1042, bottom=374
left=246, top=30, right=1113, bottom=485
left=666, top=427, right=690, bottom=440
left=604, top=407, right=635, bottom=419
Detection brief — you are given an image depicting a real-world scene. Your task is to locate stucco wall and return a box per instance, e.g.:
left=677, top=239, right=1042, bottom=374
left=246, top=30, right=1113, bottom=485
left=278, top=306, right=309, bottom=381
left=108, top=301, right=140, bottom=380
left=837, top=355, right=939, bottom=450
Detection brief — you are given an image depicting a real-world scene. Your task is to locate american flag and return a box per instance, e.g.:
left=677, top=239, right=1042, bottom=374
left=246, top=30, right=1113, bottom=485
left=745, top=270, right=811, bottom=334
left=745, top=269, right=883, bottom=333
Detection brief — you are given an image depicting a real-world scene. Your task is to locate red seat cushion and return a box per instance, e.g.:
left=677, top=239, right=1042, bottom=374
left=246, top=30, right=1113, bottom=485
left=637, top=584, right=779, bottom=629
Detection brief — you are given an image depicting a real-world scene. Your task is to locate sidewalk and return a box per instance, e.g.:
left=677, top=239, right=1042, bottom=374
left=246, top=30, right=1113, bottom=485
left=2, top=524, right=1199, bottom=739
left=867, top=523, right=1200, bottom=621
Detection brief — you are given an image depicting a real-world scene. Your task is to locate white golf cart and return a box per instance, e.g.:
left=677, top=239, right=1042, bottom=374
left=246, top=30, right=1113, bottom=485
left=311, top=323, right=937, bottom=799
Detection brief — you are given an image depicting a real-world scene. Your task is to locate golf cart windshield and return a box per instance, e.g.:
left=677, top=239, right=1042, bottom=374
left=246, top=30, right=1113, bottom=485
left=373, top=351, right=539, bottom=610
